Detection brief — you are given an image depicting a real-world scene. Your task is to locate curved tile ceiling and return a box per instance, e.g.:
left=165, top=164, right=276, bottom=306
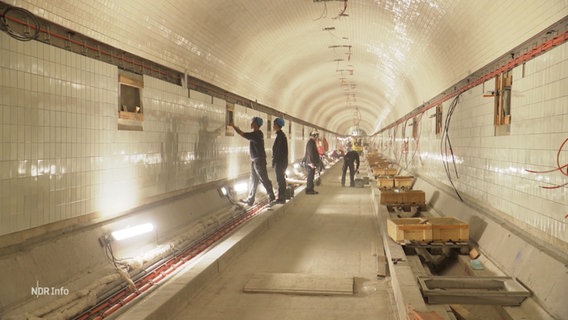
left=22, top=0, right=568, bottom=135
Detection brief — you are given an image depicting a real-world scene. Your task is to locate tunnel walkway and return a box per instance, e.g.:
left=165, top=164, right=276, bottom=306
left=118, top=163, right=396, bottom=320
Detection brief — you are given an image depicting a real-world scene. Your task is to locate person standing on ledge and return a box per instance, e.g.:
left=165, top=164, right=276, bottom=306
left=304, top=131, right=320, bottom=195
left=272, top=117, right=288, bottom=204
left=231, top=117, right=276, bottom=205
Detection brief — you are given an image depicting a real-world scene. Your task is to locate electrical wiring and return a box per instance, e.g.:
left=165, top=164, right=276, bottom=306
left=525, top=137, right=568, bottom=189
left=402, top=119, right=408, bottom=155
left=525, top=137, right=567, bottom=219
left=332, top=0, right=348, bottom=20
left=0, top=6, right=40, bottom=41
left=391, top=125, right=399, bottom=162
left=407, top=112, right=424, bottom=169
left=440, top=94, right=463, bottom=201
left=313, top=1, right=328, bottom=21
left=103, top=239, right=130, bottom=272
left=223, top=186, right=240, bottom=206
left=76, top=203, right=269, bottom=320
left=222, top=185, right=259, bottom=212
left=403, top=113, right=424, bottom=170
left=397, top=118, right=409, bottom=170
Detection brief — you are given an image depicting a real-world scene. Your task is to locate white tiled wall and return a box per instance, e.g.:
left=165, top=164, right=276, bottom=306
left=374, top=42, right=568, bottom=245
left=1, top=32, right=115, bottom=234
left=0, top=32, right=312, bottom=236
left=290, top=123, right=307, bottom=162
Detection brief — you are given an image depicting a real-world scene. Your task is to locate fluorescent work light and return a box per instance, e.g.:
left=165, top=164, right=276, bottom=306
left=111, top=223, right=154, bottom=241
left=233, top=182, right=249, bottom=193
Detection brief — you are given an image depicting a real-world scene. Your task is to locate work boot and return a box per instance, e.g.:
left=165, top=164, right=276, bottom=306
left=239, top=199, right=254, bottom=206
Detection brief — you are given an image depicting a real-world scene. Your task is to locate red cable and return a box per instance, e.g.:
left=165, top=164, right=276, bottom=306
left=525, top=137, right=568, bottom=189
left=333, top=0, right=348, bottom=19
left=76, top=202, right=268, bottom=319
left=3, top=10, right=168, bottom=77
left=375, top=30, right=568, bottom=136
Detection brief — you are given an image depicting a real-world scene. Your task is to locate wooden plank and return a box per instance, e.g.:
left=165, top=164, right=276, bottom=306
left=119, top=74, right=143, bottom=87
left=449, top=305, right=470, bottom=320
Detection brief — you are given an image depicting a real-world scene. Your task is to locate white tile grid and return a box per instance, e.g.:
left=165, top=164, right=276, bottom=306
left=289, top=124, right=303, bottom=162
left=20, top=0, right=566, bottom=132
left=403, top=43, right=568, bottom=243
left=141, top=80, right=232, bottom=191
left=0, top=32, right=119, bottom=234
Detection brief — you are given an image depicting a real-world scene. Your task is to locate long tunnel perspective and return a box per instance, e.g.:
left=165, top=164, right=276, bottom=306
left=0, top=1, right=567, bottom=320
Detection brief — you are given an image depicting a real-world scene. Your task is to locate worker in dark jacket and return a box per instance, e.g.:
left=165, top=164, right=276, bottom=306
left=231, top=117, right=276, bottom=205
left=341, top=149, right=360, bottom=187
left=304, top=131, right=320, bottom=194
left=272, top=118, right=288, bottom=204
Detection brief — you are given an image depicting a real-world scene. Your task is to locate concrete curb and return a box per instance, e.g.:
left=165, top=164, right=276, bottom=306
left=113, top=199, right=295, bottom=320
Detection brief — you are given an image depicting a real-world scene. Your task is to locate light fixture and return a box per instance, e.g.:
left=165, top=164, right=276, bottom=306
left=111, top=223, right=154, bottom=241
left=218, top=186, right=228, bottom=196
left=233, top=181, right=249, bottom=193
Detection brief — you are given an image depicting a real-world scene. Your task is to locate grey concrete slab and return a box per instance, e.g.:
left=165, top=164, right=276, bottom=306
left=243, top=273, right=354, bottom=295
left=166, top=164, right=396, bottom=320
left=417, top=276, right=531, bottom=306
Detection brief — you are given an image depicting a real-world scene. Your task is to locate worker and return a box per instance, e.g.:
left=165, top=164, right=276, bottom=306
left=304, top=131, right=320, bottom=194
left=231, top=117, right=276, bottom=205
left=341, top=148, right=360, bottom=187
left=272, top=117, right=288, bottom=204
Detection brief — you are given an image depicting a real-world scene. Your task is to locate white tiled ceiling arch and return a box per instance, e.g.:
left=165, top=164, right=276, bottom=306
left=20, top=0, right=568, bottom=135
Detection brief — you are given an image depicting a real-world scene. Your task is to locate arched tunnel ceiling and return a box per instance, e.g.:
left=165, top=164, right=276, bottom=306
left=23, top=0, right=568, bottom=135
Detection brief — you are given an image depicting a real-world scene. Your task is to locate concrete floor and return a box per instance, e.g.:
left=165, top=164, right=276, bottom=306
left=166, top=164, right=396, bottom=320
left=114, top=161, right=560, bottom=320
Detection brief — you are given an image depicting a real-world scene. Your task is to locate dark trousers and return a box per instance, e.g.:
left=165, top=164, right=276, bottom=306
left=247, top=159, right=275, bottom=202
left=274, top=162, right=287, bottom=200
left=341, top=161, right=356, bottom=186
left=306, top=166, right=316, bottom=192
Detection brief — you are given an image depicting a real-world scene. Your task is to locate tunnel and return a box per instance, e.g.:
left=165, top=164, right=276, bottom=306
left=0, top=1, right=567, bottom=320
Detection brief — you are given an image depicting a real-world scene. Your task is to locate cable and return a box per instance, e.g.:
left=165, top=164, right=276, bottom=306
left=313, top=1, right=328, bottom=21
left=332, top=0, right=348, bottom=20
left=525, top=137, right=568, bottom=189
left=77, top=203, right=268, bottom=320
left=400, top=118, right=410, bottom=169
left=440, top=94, right=463, bottom=201
left=1, top=6, right=40, bottom=41
left=410, top=112, right=424, bottom=167
left=103, top=240, right=130, bottom=272
left=391, top=125, right=398, bottom=162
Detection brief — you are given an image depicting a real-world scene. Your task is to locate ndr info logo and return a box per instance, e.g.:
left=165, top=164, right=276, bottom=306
left=31, top=281, right=70, bottom=298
